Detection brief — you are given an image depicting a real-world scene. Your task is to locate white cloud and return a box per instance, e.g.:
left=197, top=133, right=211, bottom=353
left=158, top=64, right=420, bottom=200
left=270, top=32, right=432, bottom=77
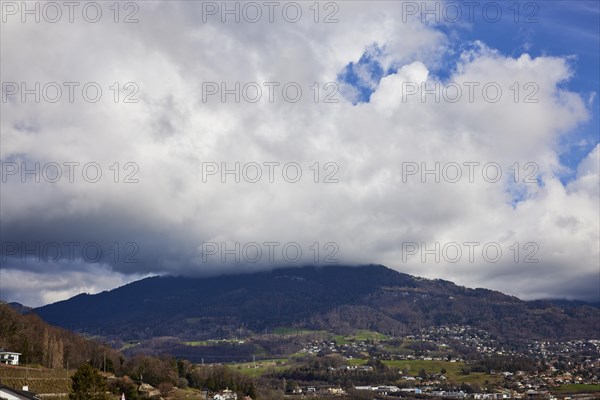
left=1, top=1, right=598, bottom=305
left=0, top=263, right=147, bottom=307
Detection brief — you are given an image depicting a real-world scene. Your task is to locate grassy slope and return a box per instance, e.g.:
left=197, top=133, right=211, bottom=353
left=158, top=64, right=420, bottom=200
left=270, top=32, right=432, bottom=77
left=552, top=384, right=600, bottom=393
left=231, top=359, right=290, bottom=376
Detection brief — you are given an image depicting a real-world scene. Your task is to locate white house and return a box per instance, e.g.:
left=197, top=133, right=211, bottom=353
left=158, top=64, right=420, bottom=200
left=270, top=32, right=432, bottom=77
left=0, top=385, right=40, bottom=400
left=0, top=349, right=21, bottom=365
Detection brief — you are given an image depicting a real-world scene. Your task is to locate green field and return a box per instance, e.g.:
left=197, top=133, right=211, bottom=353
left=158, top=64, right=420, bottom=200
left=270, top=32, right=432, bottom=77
left=552, top=384, right=600, bottom=393
left=183, top=339, right=244, bottom=346
left=272, top=327, right=324, bottom=336
left=382, top=360, right=501, bottom=384
left=232, top=358, right=289, bottom=376
left=384, top=359, right=461, bottom=375
left=347, top=358, right=369, bottom=366
left=183, top=340, right=212, bottom=346
left=352, top=330, right=389, bottom=341
left=333, top=329, right=389, bottom=345
left=452, top=371, right=502, bottom=384
left=236, top=356, right=501, bottom=385
left=383, top=345, right=414, bottom=355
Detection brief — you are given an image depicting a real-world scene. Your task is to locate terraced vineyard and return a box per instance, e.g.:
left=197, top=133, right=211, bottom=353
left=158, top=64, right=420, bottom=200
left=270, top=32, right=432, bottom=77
left=0, top=365, right=72, bottom=399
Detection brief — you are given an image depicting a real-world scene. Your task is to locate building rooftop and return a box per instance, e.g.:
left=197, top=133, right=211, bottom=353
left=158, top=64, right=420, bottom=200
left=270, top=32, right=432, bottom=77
left=0, top=384, right=40, bottom=399
left=0, top=349, right=22, bottom=355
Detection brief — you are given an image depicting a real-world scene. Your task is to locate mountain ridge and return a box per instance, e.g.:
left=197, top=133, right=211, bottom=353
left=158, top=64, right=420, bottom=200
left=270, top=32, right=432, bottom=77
left=32, top=264, right=600, bottom=344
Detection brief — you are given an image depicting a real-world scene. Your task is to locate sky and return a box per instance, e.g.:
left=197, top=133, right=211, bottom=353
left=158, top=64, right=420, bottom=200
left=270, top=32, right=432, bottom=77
left=1, top=0, right=599, bottom=307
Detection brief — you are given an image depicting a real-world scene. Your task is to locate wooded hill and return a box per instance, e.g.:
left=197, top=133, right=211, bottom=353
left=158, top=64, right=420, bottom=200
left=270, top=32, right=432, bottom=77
left=0, top=302, right=119, bottom=370
left=33, top=265, right=600, bottom=345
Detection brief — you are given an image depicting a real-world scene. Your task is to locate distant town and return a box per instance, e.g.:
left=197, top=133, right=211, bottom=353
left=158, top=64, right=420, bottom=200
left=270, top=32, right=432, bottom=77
left=1, top=315, right=598, bottom=400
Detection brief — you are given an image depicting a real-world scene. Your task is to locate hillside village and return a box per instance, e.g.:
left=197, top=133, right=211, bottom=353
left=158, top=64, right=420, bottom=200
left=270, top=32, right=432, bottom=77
left=1, top=318, right=599, bottom=400
left=1, top=297, right=599, bottom=400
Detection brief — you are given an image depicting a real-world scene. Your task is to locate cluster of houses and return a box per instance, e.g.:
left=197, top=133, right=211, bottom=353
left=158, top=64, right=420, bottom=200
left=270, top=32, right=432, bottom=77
left=352, top=385, right=513, bottom=399
left=300, top=339, right=376, bottom=356
left=288, top=386, right=347, bottom=396
left=354, top=384, right=406, bottom=395
left=210, top=388, right=253, bottom=400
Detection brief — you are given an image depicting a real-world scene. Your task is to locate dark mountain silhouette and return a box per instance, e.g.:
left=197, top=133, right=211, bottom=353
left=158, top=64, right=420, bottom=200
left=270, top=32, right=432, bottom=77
left=33, top=265, right=600, bottom=343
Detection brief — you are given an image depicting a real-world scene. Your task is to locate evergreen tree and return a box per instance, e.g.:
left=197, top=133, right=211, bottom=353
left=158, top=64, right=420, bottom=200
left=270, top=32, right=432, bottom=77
left=247, top=383, right=257, bottom=399
left=69, top=364, right=111, bottom=400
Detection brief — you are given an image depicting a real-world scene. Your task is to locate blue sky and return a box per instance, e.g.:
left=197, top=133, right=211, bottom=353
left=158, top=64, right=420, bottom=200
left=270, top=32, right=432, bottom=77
left=338, top=1, right=600, bottom=183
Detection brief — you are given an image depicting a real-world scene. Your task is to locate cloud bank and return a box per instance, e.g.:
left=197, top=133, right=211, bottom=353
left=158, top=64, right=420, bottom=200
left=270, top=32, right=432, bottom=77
left=1, top=1, right=598, bottom=306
